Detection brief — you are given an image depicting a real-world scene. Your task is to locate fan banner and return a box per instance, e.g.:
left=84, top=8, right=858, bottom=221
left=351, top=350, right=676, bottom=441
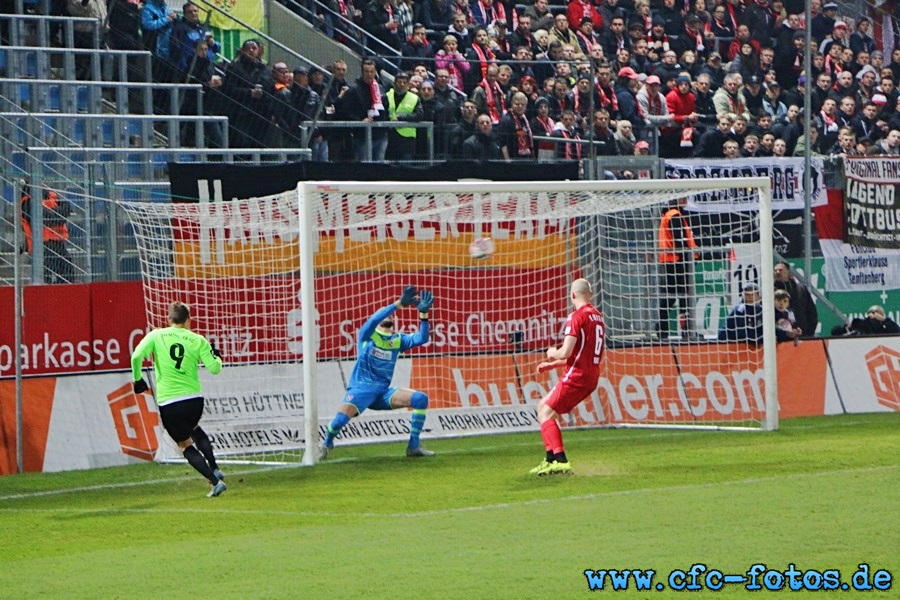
left=207, top=0, right=264, bottom=30
left=843, top=157, right=900, bottom=249
left=663, top=158, right=827, bottom=211
left=816, top=163, right=900, bottom=292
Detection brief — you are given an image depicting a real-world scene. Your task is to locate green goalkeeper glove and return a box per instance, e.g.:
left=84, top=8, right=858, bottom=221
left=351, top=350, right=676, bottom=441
left=398, top=285, right=417, bottom=307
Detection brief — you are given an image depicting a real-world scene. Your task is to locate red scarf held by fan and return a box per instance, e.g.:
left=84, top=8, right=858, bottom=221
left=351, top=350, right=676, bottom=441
left=471, top=43, right=495, bottom=79
left=515, top=113, right=533, bottom=156
left=559, top=128, right=581, bottom=159
left=369, top=79, right=383, bottom=116
left=480, top=78, right=505, bottom=124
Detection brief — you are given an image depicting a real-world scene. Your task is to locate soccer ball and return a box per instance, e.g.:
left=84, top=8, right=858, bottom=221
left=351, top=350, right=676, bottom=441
left=469, top=237, right=495, bottom=260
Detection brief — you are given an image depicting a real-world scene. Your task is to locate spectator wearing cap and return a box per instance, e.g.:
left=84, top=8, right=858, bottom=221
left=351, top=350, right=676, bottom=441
left=718, top=282, right=764, bottom=344
left=698, top=51, right=726, bottom=89
left=662, top=74, right=700, bottom=157
left=571, top=17, right=597, bottom=56
left=670, top=14, right=705, bottom=62
left=743, top=74, right=765, bottom=118
left=636, top=74, right=673, bottom=145
left=856, top=65, right=879, bottom=101
left=762, top=81, right=787, bottom=121
left=774, top=28, right=805, bottom=89
left=634, top=139, right=650, bottom=155
left=615, top=66, right=644, bottom=138
left=818, top=20, right=848, bottom=55
left=647, top=16, right=672, bottom=64
left=812, top=2, right=838, bottom=42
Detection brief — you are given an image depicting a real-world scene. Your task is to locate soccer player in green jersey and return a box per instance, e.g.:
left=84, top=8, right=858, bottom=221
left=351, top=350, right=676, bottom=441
left=131, top=301, right=226, bottom=497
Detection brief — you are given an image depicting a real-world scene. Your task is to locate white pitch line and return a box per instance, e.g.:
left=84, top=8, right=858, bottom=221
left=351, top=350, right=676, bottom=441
left=0, top=465, right=895, bottom=519
left=0, top=430, right=695, bottom=502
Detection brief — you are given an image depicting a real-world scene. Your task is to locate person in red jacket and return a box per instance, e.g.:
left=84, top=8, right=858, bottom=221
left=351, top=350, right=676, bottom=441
left=662, top=74, right=701, bottom=157
left=20, top=186, right=75, bottom=284
left=566, top=0, right=602, bottom=32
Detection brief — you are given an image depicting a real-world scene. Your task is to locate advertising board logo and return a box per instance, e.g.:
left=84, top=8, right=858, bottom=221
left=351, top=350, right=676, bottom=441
left=865, top=345, right=900, bottom=411
left=107, top=383, right=160, bottom=460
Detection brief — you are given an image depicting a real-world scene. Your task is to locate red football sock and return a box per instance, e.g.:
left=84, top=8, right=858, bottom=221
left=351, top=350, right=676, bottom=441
left=540, top=419, right=564, bottom=455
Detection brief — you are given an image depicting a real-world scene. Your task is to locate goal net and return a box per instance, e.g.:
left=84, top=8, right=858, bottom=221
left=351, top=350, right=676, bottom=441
left=119, top=178, right=776, bottom=466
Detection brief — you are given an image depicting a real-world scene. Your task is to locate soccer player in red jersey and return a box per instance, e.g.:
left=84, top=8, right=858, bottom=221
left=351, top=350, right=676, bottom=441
left=532, top=278, right=605, bottom=476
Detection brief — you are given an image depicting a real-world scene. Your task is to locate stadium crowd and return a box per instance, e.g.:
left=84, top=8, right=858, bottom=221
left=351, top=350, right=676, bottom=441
left=8, top=0, right=900, bottom=161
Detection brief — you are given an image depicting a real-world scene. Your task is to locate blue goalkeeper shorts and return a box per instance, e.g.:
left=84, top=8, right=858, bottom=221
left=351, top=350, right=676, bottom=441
left=342, top=386, right=398, bottom=414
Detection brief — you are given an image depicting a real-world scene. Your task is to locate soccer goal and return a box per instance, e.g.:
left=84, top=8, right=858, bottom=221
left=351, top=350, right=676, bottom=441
left=119, top=177, right=775, bottom=466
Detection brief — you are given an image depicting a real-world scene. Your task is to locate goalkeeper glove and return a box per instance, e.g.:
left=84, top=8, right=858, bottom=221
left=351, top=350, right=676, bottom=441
left=398, top=285, right=417, bottom=307
left=417, top=290, right=434, bottom=319
left=211, top=346, right=222, bottom=360
left=133, top=378, right=149, bottom=394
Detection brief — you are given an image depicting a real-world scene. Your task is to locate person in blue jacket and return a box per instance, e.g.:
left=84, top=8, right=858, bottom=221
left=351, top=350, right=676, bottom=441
left=320, top=286, right=436, bottom=459
left=718, top=283, right=764, bottom=343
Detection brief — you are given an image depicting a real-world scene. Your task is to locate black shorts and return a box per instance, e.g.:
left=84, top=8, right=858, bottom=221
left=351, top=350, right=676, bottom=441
left=159, top=397, right=204, bottom=443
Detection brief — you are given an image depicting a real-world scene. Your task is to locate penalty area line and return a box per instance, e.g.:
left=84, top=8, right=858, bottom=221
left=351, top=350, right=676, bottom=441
left=0, top=465, right=895, bottom=519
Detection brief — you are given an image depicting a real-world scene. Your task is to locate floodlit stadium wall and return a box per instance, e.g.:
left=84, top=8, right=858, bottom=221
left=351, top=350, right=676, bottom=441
left=0, top=336, right=897, bottom=474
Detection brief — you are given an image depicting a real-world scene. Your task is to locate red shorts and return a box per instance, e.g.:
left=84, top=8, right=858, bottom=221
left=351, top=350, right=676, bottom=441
left=545, top=377, right=598, bottom=415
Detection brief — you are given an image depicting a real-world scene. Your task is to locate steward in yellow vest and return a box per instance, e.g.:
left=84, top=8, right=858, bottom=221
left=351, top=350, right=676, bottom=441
left=385, top=71, right=424, bottom=160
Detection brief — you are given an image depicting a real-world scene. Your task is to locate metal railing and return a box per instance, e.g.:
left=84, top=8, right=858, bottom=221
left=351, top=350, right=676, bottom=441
left=301, top=120, right=434, bottom=162
left=0, top=45, right=152, bottom=83
left=0, top=78, right=204, bottom=116
left=0, top=111, right=228, bottom=150
left=0, top=13, right=101, bottom=49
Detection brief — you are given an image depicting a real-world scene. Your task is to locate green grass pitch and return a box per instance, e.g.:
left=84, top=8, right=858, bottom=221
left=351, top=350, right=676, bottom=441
left=0, top=413, right=897, bottom=599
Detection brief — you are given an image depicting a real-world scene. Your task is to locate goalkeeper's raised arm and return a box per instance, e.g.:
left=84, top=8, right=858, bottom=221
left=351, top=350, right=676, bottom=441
left=320, top=286, right=438, bottom=460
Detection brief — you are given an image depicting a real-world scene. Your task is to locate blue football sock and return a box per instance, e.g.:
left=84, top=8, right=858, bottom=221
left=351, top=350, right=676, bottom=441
left=325, top=412, right=350, bottom=445
left=408, top=408, right=426, bottom=449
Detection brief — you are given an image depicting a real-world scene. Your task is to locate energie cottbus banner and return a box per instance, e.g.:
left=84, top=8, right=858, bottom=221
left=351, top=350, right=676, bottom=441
left=819, top=157, right=900, bottom=292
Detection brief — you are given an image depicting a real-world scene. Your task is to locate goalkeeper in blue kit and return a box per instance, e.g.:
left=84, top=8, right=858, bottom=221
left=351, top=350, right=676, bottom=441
left=320, top=286, right=436, bottom=459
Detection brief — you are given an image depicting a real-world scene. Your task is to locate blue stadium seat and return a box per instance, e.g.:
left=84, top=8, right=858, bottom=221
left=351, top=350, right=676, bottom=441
left=101, top=119, right=115, bottom=146
left=48, top=84, right=61, bottom=111
left=76, top=86, right=89, bottom=112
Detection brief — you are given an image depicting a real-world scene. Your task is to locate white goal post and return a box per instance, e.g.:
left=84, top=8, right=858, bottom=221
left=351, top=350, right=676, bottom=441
left=120, top=177, right=775, bottom=467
